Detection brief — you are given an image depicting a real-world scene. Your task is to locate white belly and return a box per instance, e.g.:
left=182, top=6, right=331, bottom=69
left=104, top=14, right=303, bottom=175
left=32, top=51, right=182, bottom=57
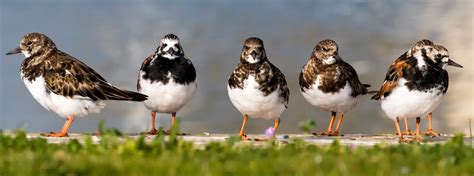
left=227, top=75, right=286, bottom=120
left=138, top=74, right=196, bottom=113
left=22, top=76, right=105, bottom=118
left=301, top=77, right=360, bottom=114
left=381, top=79, right=445, bottom=120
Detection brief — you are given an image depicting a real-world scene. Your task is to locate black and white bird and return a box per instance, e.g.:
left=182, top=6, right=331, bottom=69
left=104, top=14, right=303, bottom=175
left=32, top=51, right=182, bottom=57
left=5, top=32, right=148, bottom=137
left=299, top=39, right=369, bottom=136
left=227, top=37, right=289, bottom=140
left=137, top=34, right=196, bottom=135
left=372, top=40, right=462, bottom=142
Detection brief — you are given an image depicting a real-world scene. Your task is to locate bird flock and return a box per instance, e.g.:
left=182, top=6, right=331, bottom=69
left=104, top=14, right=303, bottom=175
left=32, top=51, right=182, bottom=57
left=5, top=32, right=462, bottom=142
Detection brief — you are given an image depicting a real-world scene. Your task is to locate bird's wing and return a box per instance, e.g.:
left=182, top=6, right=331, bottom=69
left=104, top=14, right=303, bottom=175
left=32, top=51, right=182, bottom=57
left=44, top=51, right=147, bottom=101
left=372, top=54, right=411, bottom=100
left=339, top=59, right=369, bottom=97
left=269, top=63, right=290, bottom=106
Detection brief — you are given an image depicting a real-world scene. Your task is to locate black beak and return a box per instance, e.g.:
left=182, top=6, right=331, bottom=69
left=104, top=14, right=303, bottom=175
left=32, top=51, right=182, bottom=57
left=167, top=48, right=176, bottom=55
left=5, top=47, right=22, bottom=55
left=250, top=51, right=257, bottom=59
left=447, top=59, right=463, bottom=68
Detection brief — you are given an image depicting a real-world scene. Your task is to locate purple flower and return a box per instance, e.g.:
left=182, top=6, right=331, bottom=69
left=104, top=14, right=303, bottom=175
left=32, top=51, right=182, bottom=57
left=265, top=127, right=275, bottom=138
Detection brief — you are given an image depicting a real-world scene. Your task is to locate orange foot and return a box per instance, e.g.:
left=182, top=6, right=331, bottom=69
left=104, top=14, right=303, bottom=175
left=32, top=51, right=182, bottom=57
left=147, top=128, right=159, bottom=135
left=41, top=132, right=68, bottom=137
left=425, top=130, right=440, bottom=137
left=398, top=130, right=415, bottom=136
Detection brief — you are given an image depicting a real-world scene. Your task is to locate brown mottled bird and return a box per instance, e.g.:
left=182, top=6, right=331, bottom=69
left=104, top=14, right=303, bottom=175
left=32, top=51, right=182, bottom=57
left=299, top=39, right=369, bottom=136
left=227, top=37, right=289, bottom=140
left=5, top=32, right=147, bottom=137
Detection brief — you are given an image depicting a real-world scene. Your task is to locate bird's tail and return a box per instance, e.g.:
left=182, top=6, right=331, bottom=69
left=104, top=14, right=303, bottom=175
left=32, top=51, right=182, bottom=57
left=363, top=84, right=379, bottom=95
left=102, top=85, right=148, bottom=101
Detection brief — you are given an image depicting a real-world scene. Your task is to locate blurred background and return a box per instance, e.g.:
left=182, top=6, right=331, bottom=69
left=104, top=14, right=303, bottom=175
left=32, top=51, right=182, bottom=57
left=1, top=0, right=472, bottom=134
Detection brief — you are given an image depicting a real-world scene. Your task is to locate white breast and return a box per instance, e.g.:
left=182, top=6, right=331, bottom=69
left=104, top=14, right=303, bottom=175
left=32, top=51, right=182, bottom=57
left=138, top=71, right=196, bottom=113
left=22, top=75, right=105, bottom=118
left=301, top=75, right=360, bottom=114
left=380, top=78, right=445, bottom=120
left=227, top=75, right=286, bottom=120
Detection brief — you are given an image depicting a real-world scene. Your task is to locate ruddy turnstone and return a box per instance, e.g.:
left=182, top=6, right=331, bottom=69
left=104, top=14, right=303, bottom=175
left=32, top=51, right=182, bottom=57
left=5, top=32, right=148, bottom=137
left=227, top=37, right=289, bottom=140
left=372, top=40, right=462, bottom=142
left=299, top=39, right=369, bottom=136
left=137, top=34, right=196, bottom=135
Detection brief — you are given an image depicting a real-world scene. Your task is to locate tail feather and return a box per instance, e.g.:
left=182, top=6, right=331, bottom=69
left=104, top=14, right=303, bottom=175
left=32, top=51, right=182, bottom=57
left=101, top=85, right=148, bottom=101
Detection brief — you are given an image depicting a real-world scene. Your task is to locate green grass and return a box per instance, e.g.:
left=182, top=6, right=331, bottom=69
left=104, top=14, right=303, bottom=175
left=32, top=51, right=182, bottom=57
left=1, top=130, right=473, bottom=176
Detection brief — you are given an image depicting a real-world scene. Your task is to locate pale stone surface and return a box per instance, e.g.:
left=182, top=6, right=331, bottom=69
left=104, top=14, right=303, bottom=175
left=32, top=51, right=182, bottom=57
left=18, top=133, right=473, bottom=147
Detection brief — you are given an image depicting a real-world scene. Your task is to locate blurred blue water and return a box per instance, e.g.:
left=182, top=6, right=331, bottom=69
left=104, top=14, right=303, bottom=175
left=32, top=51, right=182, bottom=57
left=1, top=0, right=472, bottom=134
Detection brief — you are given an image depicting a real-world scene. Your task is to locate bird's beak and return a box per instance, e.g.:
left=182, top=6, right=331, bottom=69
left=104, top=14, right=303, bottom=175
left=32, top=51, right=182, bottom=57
left=5, top=47, right=22, bottom=55
left=167, top=48, right=176, bottom=55
left=250, top=51, right=257, bottom=60
left=447, top=59, right=463, bottom=68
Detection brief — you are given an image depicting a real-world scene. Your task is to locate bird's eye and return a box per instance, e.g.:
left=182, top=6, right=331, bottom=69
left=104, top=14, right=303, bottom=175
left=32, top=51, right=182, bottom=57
left=436, top=54, right=442, bottom=58
left=323, top=48, right=329, bottom=52
left=162, top=43, right=168, bottom=48
left=244, top=46, right=249, bottom=50
left=27, top=41, right=33, bottom=46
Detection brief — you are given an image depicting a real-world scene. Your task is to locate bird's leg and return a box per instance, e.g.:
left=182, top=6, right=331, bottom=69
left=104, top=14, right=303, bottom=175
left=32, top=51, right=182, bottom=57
left=43, top=115, right=74, bottom=137
left=318, top=112, right=336, bottom=136
left=165, top=112, right=185, bottom=135
left=239, top=114, right=249, bottom=140
left=412, top=117, right=422, bottom=142
left=273, top=117, right=281, bottom=137
left=147, top=112, right=159, bottom=135
left=395, top=117, right=409, bottom=142
left=399, top=116, right=415, bottom=135
left=331, top=114, right=344, bottom=136
left=425, top=113, right=440, bottom=137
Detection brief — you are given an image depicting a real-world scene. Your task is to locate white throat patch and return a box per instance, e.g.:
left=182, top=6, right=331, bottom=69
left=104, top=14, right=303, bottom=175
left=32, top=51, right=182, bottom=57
left=323, top=56, right=336, bottom=65
left=246, top=55, right=259, bottom=64
left=22, top=50, right=31, bottom=58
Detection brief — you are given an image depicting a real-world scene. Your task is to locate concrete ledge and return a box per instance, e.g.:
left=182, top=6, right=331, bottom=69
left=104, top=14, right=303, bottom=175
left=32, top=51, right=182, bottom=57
left=12, top=133, right=472, bottom=147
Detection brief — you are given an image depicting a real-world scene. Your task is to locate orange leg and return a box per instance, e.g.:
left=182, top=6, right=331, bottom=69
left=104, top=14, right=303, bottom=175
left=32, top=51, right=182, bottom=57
left=413, top=117, right=422, bottom=142
left=333, top=114, right=344, bottom=136
left=319, top=111, right=336, bottom=136
left=171, top=112, right=176, bottom=127
left=425, top=113, right=440, bottom=137
left=403, top=116, right=414, bottom=135
left=44, top=115, right=75, bottom=137
left=394, top=117, right=408, bottom=142
left=165, top=112, right=185, bottom=135
left=239, top=114, right=249, bottom=140
left=272, top=117, right=281, bottom=137
left=148, top=112, right=158, bottom=135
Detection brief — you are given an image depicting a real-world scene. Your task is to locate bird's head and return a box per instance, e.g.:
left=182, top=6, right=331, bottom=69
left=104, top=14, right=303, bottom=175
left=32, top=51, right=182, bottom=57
left=156, top=34, right=184, bottom=59
left=429, top=45, right=463, bottom=69
left=6, top=32, right=56, bottom=58
left=313, top=39, right=339, bottom=65
left=240, top=37, right=267, bottom=64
